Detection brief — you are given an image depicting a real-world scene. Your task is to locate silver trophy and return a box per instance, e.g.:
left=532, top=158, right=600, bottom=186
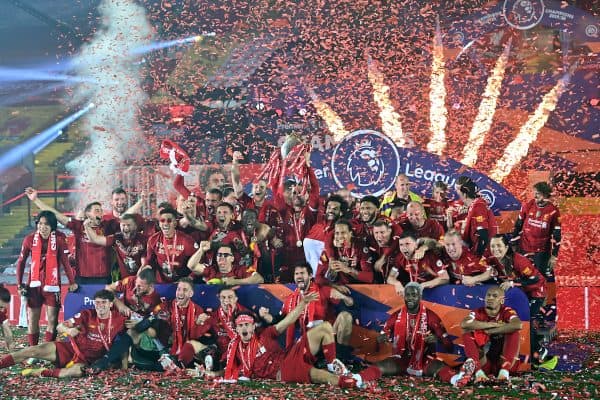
left=281, top=133, right=302, bottom=159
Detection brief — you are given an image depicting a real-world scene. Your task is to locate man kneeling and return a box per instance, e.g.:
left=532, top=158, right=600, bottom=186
left=0, top=290, right=125, bottom=378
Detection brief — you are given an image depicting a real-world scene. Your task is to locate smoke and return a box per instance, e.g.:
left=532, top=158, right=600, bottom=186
left=66, top=0, right=153, bottom=209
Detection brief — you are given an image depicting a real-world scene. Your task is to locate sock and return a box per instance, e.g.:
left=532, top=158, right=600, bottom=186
left=437, top=365, right=455, bottom=383
left=359, top=366, right=382, bottom=382
left=44, top=330, right=55, bottom=342
left=40, top=368, right=60, bottom=378
left=178, top=343, right=196, bottom=367
left=28, top=333, right=40, bottom=346
left=0, top=354, right=15, bottom=369
left=322, top=342, right=336, bottom=364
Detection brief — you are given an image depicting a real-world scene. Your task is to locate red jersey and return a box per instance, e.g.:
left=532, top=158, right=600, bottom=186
left=238, top=193, right=284, bottom=240
left=443, top=247, right=490, bottom=283
left=146, top=231, right=198, bottom=282
left=235, top=326, right=285, bottom=379
left=351, top=217, right=402, bottom=250
left=280, top=282, right=338, bottom=348
left=102, top=213, right=145, bottom=233
left=471, top=305, right=519, bottom=325
left=106, top=232, right=147, bottom=278
left=394, top=251, right=447, bottom=285
left=208, top=304, right=247, bottom=356
left=383, top=307, right=452, bottom=356
left=153, top=299, right=211, bottom=354
left=315, top=242, right=374, bottom=285
left=201, top=265, right=255, bottom=282
left=16, top=230, right=75, bottom=286
left=67, top=219, right=114, bottom=279
left=488, top=253, right=546, bottom=298
left=400, top=219, right=445, bottom=241
left=305, top=220, right=335, bottom=242
left=66, top=308, right=126, bottom=363
left=423, top=198, right=450, bottom=229
left=113, top=276, right=162, bottom=316
left=517, top=199, right=560, bottom=253
left=462, top=198, right=498, bottom=255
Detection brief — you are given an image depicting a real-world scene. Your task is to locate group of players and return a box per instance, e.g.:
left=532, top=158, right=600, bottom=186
left=0, top=147, right=561, bottom=390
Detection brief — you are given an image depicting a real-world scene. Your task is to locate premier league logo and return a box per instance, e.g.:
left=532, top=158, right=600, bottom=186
left=503, top=0, right=545, bottom=30
left=331, top=130, right=400, bottom=197
left=479, top=189, right=496, bottom=208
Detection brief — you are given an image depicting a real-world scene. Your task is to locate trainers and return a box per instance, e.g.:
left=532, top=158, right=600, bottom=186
left=474, top=369, right=489, bottom=384
left=453, top=358, right=476, bottom=387
left=328, top=358, right=350, bottom=376
left=204, top=354, right=214, bottom=372
left=158, top=354, right=180, bottom=372
left=497, top=368, right=510, bottom=381
left=21, top=367, right=46, bottom=377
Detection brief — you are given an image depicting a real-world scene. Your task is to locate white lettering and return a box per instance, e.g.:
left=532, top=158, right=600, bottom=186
left=84, top=297, right=96, bottom=306
left=404, top=163, right=457, bottom=187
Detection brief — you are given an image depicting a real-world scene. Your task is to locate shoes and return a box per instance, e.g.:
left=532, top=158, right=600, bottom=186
left=328, top=358, right=350, bottom=376
left=452, top=358, right=475, bottom=388
left=497, top=368, right=510, bottom=381
left=158, top=354, right=180, bottom=372
left=474, top=369, right=489, bottom=384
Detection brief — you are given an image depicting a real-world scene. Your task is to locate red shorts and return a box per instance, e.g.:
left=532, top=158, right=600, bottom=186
left=27, top=287, right=60, bottom=309
left=280, top=334, right=316, bottom=383
left=54, top=341, right=86, bottom=368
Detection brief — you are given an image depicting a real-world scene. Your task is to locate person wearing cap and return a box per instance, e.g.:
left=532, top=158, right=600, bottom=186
left=511, top=182, right=561, bottom=279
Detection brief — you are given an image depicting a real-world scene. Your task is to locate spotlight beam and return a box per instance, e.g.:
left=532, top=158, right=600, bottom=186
left=461, top=39, right=512, bottom=167
left=427, top=17, right=448, bottom=155
left=489, top=69, right=572, bottom=183
left=307, top=88, right=350, bottom=142
left=0, top=103, right=94, bottom=174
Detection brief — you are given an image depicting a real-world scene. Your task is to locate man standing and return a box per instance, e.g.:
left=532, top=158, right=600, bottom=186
left=303, top=195, right=348, bottom=273
left=0, top=290, right=126, bottom=378
left=16, top=210, right=78, bottom=345
left=375, top=283, right=473, bottom=387
left=511, top=182, right=561, bottom=279
left=380, top=174, right=422, bottom=217
left=455, top=181, right=497, bottom=256
left=26, top=187, right=115, bottom=283
left=460, top=286, right=523, bottom=383
left=84, top=213, right=147, bottom=279
left=144, top=208, right=198, bottom=283
left=400, top=202, right=445, bottom=241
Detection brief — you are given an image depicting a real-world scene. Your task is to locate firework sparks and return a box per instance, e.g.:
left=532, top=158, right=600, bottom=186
left=427, top=18, right=448, bottom=155
left=461, top=39, right=512, bottom=167
left=307, top=88, right=350, bottom=143
left=367, top=57, right=410, bottom=147
left=489, top=71, right=572, bottom=182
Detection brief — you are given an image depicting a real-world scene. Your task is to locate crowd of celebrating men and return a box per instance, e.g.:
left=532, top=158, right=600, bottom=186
left=0, top=146, right=561, bottom=391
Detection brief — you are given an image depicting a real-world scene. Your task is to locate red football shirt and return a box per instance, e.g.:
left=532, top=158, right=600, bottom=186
left=67, top=308, right=126, bottom=363
left=394, top=251, right=447, bottom=284
left=106, top=232, right=147, bottom=278
left=488, top=253, right=546, bottom=298
left=16, top=230, right=75, bottom=286
left=443, top=247, right=490, bottom=283
left=67, top=219, right=114, bottom=279
left=462, top=198, right=498, bottom=254
left=315, top=242, right=374, bottom=285
left=113, top=276, right=162, bottom=316
left=400, top=219, right=445, bottom=241
left=518, top=199, right=560, bottom=253
left=146, top=231, right=198, bottom=282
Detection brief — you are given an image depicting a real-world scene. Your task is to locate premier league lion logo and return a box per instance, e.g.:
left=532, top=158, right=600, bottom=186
left=331, top=130, right=400, bottom=198
left=346, top=138, right=385, bottom=188
left=503, top=0, right=545, bottom=30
